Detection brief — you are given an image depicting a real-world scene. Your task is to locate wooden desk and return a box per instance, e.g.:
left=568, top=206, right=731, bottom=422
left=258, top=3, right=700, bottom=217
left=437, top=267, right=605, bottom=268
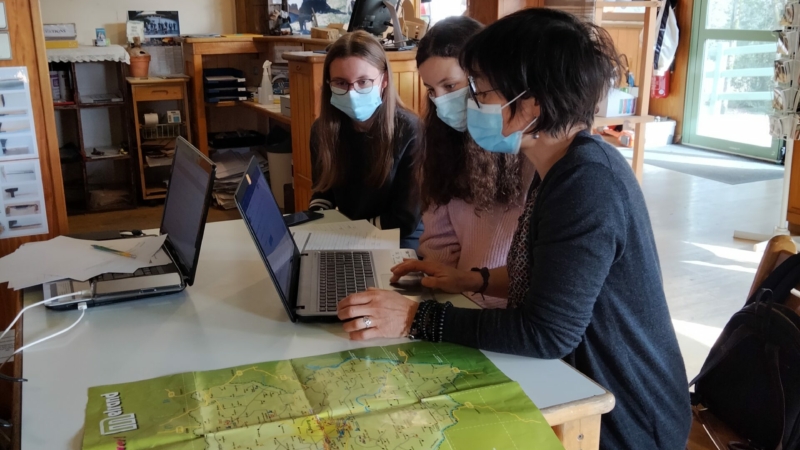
left=21, top=211, right=614, bottom=450
left=182, top=36, right=332, bottom=156
left=284, top=50, right=424, bottom=211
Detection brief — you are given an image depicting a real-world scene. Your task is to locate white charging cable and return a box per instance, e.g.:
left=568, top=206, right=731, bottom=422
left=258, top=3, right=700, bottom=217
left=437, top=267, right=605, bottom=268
left=12, top=302, right=87, bottom=356
left=0, top=290, right=91, bottom=343
left=0, top=292, right=91, bottom=375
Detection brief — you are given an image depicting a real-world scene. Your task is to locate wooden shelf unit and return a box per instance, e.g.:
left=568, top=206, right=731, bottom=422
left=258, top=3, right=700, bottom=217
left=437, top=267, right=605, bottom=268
left=594, top=1, right=662, bottom=182
left=183, top=36, right=332, bottom=156
left=49, top=60, right=136, bottom=214
left=126, top=77, right=192, bottom=201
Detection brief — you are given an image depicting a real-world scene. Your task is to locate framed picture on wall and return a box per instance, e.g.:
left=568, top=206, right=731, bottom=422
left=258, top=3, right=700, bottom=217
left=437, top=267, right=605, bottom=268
left=127, top=11, right=180, bottom=38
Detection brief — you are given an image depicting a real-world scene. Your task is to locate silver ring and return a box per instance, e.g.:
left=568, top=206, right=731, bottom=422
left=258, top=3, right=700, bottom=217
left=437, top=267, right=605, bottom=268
left=363, top=316, right=372, bottom=328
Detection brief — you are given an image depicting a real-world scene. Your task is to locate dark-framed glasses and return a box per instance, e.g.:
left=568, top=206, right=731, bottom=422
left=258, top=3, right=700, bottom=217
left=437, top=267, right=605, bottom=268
left=467, top=75, right=498, bottom=109
left=329, top=78, right=379, bottom=95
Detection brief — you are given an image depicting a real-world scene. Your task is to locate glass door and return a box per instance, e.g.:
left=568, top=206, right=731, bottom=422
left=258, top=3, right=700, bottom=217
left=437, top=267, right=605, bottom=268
left=684, top=0, right=781, bottom=160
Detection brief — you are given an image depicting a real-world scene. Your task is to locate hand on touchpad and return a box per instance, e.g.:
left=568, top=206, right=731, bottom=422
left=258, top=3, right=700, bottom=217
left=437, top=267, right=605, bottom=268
left=384, top=273, right=424, bottom=293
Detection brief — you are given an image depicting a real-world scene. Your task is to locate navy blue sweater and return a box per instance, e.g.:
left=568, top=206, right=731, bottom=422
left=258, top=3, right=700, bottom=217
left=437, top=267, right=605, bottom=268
left=443, top=131, right=691, bottom=449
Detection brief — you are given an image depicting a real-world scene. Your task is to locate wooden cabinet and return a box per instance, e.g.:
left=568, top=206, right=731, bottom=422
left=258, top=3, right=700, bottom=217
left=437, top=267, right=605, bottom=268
left=787, top=144, right=800, bottom=232
left=127, top=77, right=192, bottom=200
left=284, top=50, right=423, bottom=212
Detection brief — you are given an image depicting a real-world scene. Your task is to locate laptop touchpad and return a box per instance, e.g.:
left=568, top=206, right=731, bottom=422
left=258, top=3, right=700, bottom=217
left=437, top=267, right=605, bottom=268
left=383, top=273, right=425, bottom=296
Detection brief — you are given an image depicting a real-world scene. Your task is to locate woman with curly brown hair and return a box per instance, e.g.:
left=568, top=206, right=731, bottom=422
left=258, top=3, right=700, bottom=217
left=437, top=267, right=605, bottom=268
left=415, top=16, right=534, bottom=308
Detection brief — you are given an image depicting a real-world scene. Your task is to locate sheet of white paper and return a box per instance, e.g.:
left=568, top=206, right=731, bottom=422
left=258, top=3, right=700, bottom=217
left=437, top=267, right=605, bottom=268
left=0, top=235, right=168, bottom=289
left=289, top=221, right=400, bottom=252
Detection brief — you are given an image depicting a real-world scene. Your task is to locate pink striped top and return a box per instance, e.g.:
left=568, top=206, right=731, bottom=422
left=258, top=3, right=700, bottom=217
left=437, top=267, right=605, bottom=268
left=418, top=159, right=536, bottom=309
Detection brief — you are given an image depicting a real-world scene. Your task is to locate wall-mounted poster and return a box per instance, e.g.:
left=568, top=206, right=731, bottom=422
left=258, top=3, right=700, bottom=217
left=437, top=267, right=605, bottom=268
left=0, top=67, right=47, bottom=239
left=0, top=159, right=47, bottom=238
left=0, top=68, right=38, bottom=161
left=127, top=11, right=180, bottom=38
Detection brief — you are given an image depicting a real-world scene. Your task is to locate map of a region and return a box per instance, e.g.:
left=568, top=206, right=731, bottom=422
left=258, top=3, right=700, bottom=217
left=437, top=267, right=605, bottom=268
left=82, top=342, right=563, bottom=449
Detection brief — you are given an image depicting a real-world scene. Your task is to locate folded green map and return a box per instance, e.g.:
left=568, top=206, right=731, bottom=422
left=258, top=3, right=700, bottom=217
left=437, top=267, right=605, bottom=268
left=82, top=342, right=564, bottom=449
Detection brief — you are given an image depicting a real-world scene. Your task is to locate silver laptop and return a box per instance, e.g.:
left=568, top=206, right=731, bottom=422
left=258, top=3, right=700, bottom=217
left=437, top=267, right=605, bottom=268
left=234, top=158, right=424, bottom=322
left=44, top=137, right=216, bottom=310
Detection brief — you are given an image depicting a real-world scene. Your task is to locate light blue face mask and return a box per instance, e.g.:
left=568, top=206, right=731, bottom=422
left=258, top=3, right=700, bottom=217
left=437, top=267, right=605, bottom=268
left=466, top=92, right=537, bottom=154
left=430, top=87, right=468, bottom=132
left=330, top=87, right=383, bottom=122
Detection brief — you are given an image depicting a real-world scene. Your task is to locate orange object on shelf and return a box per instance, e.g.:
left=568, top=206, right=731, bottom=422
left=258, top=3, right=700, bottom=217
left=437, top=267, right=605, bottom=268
left=602, top=126, right=635, bottom=148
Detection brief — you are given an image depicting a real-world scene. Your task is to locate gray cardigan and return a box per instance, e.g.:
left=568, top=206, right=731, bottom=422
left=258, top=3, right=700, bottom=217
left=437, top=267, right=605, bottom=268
left=442, top=131, right=691, bottom=450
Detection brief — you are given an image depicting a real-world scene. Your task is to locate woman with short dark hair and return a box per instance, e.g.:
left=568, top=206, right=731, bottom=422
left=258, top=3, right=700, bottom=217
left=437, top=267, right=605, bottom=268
left=338, top=8, right=691, bottom=449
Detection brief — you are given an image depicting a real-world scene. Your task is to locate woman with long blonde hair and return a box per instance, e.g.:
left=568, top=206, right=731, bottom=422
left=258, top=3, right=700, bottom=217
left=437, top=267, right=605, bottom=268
left=309, top=31, right=423, bottom=249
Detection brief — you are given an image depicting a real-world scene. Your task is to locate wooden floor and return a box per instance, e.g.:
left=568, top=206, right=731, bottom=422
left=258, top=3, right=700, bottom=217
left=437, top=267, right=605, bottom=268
left=67, top=205, right=240, bottom=235
left=66, top=163, right=784, bottom=448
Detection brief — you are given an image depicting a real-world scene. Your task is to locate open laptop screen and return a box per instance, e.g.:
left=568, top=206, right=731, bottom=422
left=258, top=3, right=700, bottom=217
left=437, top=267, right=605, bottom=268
left=160, top=138, right=215, bottom=283
left=236, top=160, right=297, bottom=302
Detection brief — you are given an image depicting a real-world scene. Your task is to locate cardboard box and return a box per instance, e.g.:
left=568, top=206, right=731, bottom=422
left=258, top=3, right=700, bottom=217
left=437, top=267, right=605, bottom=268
left=597, top=88, right=638, bottom=118
left=280, top=95, right=291, bottom=117
left=166, top=110, right=181, bottom=124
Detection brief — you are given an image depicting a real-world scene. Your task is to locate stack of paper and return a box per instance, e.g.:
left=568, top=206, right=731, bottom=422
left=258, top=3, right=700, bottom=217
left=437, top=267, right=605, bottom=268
left=0, top=235, right=167, bottom=290
left=211, top=147, right=268, bottom=209
left=143, top=139, right=176, bottom=167
left=289, top=220, right=400, bottom=252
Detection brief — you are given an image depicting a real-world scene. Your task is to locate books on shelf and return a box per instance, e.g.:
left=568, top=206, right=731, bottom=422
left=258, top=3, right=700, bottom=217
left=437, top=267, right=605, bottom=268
left=145, top=154, right=173, bottom=167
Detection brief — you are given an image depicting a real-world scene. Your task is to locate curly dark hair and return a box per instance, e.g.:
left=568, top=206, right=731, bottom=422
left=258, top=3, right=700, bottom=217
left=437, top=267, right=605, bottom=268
left=416, top=16, right=525, bottom=212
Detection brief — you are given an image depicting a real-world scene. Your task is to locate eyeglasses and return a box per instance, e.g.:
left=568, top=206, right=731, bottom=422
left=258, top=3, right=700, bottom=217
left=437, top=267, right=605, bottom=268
left=467, top=76, right=498, bottom=109
left=329, top=77, right=381, bottom=95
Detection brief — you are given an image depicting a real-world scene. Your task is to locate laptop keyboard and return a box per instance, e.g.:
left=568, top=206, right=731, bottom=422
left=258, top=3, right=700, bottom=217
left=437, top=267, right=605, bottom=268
left=318, top=251, right=376, bottom=312
left=99, top=265, right=166, bottom=282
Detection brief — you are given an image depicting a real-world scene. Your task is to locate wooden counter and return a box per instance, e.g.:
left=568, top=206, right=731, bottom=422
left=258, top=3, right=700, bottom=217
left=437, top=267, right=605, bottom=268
left=284, top=50, right=423, bottom=211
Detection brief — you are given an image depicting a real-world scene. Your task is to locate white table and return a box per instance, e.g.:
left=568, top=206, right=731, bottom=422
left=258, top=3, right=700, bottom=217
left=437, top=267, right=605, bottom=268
left=21, top=212, right=614, bottom=449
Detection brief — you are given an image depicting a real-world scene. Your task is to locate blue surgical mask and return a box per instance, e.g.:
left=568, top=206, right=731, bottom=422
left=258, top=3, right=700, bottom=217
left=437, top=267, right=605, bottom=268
left=431, top=87, right=468, bottom=132
left=467, top=92, right=537, bottom=154
left=330, top=87, right=383, bottom=122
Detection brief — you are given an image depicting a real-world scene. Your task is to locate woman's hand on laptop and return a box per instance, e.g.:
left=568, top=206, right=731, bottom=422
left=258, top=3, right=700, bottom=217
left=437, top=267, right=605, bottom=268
left=390, top=259, right=482, bottom=294
left=338, top=288, right=418, bottom=340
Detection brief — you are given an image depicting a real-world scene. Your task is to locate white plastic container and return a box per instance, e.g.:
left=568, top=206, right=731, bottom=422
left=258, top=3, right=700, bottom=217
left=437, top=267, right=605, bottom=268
left=259, top=60, right=274, bottom=105
left=645, top=119, right=676, bottom=148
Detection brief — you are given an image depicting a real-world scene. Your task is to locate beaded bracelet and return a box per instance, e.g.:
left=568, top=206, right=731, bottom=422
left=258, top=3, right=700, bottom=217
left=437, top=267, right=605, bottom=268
left=408, top=300, right=452, bottom=343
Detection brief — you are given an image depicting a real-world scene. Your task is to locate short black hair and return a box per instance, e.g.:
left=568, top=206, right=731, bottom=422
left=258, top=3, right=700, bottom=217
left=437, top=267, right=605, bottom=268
left=416, top=16, right=483, bottom=67
left=461, top=8, right=620, bottom=137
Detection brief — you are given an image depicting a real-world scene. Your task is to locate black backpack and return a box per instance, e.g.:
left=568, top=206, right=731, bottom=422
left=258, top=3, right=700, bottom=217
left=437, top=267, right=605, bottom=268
left=690, top=252, right=800, bottom=450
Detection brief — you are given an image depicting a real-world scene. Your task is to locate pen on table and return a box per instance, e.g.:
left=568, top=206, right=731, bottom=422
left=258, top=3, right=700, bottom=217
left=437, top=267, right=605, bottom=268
left=91, top=244, right=136, bottom=259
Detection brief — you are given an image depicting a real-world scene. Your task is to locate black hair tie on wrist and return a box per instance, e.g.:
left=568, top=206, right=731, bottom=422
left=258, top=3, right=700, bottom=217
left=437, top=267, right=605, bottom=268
left=471, top=267, right=490, bottom=302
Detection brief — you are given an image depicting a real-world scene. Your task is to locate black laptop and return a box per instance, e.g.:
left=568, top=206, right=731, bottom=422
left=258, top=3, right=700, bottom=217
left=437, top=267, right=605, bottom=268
left=44, top=137, right=216, bottom=310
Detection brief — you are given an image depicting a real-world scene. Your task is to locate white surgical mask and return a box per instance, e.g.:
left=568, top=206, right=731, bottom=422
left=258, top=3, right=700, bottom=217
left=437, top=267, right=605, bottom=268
left=467, top=92, right=537, bottom=154
left=430, top=87, right=469, bottom=132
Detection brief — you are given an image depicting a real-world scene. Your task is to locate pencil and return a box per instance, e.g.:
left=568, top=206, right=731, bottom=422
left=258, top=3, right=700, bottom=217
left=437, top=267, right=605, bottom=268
left=91, top=244, right=136, bottom=259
